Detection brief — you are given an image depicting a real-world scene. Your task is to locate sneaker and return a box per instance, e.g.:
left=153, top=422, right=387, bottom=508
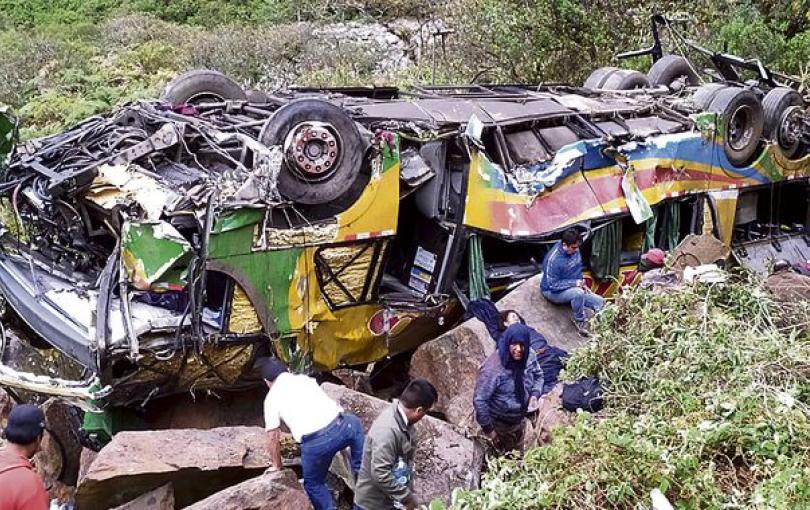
left=573, top=319, right=591, bottom=337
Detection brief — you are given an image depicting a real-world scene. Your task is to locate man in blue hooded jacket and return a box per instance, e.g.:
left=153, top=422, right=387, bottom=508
left=473, top=324, right=544, bottom=454
left=540, top=229, right=604, bottom=335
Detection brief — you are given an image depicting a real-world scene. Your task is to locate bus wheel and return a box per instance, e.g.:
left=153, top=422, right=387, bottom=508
left=763, top=87, right=805, bottom=159
left=708, top=87, right=764, bottom=166
left=160, top=69, right=247, bottom=105
left=260, top=99, right=365, bottom=205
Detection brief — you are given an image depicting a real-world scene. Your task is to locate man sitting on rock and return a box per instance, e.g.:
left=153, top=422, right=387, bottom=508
left=260, top=358, right=365, bottom=510
left=473, top=324, right=545, bottom=455
left=540, top=228, right=605, bottom=335
left=0, top=404, right=49, bottom=510
left=354, top=378, right=438, bottom=510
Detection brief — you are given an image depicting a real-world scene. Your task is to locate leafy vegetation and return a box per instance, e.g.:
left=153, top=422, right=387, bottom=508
left=0, top=0, right=807, bottom=138
left=453, top=272, right=810, bottom=508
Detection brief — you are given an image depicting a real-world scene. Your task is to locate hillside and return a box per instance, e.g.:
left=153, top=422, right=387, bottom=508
left=0, top=0, right=808, bottom=138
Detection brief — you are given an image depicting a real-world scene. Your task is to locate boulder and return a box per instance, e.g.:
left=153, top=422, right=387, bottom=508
left=765, top=271, right=810, bottom=302
left=34, top=398, right=83, bottom=485
left=183, top=469, right=312, bottom=510
left=409, top=318, right=492, bottom=431
left=111, top=484, right=174, bottom=510
left=496, top=275, right=586, bottom=352
left=410, top=275, right=583, bottom=431
left=322, top=383, right=483, bottom=505
left=523, top=384, right=574, bottom=449
left=78, top=447, right=98, bottom=484
left=76, top=426, right=273, bottom=508
left=0, top=387, right=12, bottom=427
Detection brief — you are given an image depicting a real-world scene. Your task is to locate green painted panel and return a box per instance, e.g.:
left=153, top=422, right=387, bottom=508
left=212, top=208, right=264, bottom=234
left=208, top=223, right=258, bottom=259
left=211, top=248, right=302, bottom=334
left=122, top=221, right=191, bottom=289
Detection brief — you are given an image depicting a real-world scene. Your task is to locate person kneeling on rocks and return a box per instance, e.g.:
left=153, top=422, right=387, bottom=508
left=0, top=404, right=49, bottom=510
left=473, top=324, right=545, bottom=455
left=354, top=379, right=438, bottom=510
left=260, top=358, right=365, bottom=510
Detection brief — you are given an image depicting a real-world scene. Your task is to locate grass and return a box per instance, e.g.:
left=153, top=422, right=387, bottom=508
left=453, top=271, right=810, bottom=509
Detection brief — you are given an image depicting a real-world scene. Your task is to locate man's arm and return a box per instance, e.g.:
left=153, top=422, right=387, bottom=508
left=543, top=251, right=580, bottom=292
left=264, top=393, right=283, bottom=470
left=473, top=365, right=497, bottom=434
left=267, top=428, right=283, bottom=469
left=527, top=352, right=545, bottom=399
left=369, top=430, right=412, bottom=505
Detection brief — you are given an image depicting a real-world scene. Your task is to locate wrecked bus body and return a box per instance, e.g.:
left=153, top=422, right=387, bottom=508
left=0, top=55, right=808, bottom=405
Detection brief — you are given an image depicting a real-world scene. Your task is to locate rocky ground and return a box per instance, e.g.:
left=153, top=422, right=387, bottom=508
left=2, top=244, right=809, bottom=509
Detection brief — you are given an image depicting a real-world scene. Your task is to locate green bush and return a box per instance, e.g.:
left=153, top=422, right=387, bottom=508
left=454, top=273, right=810, bottom=508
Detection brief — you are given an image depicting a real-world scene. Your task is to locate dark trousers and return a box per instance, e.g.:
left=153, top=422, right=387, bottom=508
left=301, top=412, right=365, bottom=510
left=493, top=418, right=526, bottom=455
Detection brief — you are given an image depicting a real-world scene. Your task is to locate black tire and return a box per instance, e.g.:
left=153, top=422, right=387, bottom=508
left=601, top=69, right=651, bottom=90
left=692, top=83, right=726, bottom=110
left=584, top=67, right=620, bottom=89
left=260, top=99, right=364, bottom=205
left=708, top=87, right=764, bottom=166
left=647, top=55, right=700, bottom=89
left=245, top=89, right=270, bottom=103
left=762, top=87, right=804, bottom=159
left=161, top=70, right=247, bottom=105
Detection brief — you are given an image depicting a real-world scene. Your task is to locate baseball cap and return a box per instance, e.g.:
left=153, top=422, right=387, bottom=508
left=258, top=358, right=288, bottom=382
left=2, top=404, right=46, bottom=445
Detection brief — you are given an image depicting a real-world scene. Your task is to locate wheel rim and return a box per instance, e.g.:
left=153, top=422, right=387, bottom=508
left=777, top=106, right=803, bottom=154
left=283, top=122, right=342, bottom=182
left=183, top=92, right=226, bottom=104
left=726, top=104, right=755, bottom=151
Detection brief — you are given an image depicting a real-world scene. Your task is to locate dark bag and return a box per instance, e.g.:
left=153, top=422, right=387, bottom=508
left=561, top=377, right=604, bottom=412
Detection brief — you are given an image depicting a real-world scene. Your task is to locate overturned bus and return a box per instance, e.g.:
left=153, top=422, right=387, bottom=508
left=0, top=47, right=808, bottom=406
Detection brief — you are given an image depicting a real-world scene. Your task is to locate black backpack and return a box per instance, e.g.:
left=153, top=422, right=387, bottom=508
left=561, top=377, right=604, bottom=412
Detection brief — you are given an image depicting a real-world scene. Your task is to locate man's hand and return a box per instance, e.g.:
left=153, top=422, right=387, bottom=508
left=404, top=496, right=417, bottom=510
left=576, top=279, right=584, bottom=288
left=267, top=428, right=283, bottom=470
left=528, top=395, right=541, bottom=413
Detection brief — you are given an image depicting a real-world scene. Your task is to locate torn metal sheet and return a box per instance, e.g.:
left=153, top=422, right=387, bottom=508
left=254, top=218, right=339, bottom=249
left=87, top=164, right=180, bottom=220
left=227, top=284, right=262, bottom=334
left=122, top=221, right=191, bottom=290
left=733, top=234, right=810, bottom=275
left=0, top=363, right=108, bottom=403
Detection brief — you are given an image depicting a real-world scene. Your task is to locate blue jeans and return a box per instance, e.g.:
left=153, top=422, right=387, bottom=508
left=301, top=412, right=365, bottom=510
left=543, top=287, right=604, bottom=322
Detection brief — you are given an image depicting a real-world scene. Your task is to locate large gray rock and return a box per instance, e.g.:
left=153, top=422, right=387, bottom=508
left=112, top=483, right=174, bottom=510
left=496, top=275, right=585, bottom=353
left=522, top=384, right=574, bottom=449
left=76, top=427, right=273, bottom=509
left=183, top=469, right=312, bottom=510
left=410, top=275, right=583, bottom=431
left=0, top=387, right=12, bottom=428
left=322, top=383, right=483, bottom=505
left=35, top=398, right=83, bottom=485
left=78, top=447, right=98, bottom=485
left=409, top=318, right=492, bottom=431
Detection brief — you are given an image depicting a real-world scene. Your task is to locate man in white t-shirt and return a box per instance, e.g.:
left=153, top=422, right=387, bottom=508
left=260, top=357, right=365, bottom=510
